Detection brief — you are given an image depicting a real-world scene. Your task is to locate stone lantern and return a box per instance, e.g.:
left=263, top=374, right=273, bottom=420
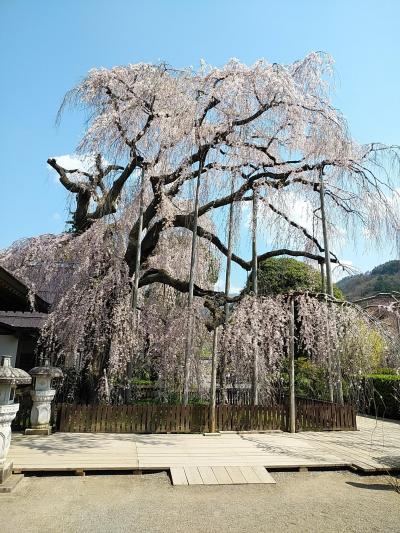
left=26, top=359, right=63, bottom=435
left=0, top=355, right=31, bottom=487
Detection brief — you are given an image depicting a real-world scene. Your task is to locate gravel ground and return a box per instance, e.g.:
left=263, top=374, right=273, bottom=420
left=0, top=470, right=399, bottom=532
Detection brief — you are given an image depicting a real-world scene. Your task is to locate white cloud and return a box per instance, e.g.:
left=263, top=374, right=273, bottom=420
left=52, top=154, right=89, bottom=170
left=47, top=154, right=108, bottom=185
left=214, top=278, right=243, bottom=295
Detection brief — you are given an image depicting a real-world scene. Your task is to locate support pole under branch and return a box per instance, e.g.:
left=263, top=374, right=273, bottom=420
left=209, top=326, right=218, bottom=433
left=183, top=154, right=204, bottom=405
left=131, top=166, right=146, bottom=316
left=288, top=297, right=296, bottom=434
left=251, top=188, right=259, bottom=406
left=221, top=179, right=235, bottom=405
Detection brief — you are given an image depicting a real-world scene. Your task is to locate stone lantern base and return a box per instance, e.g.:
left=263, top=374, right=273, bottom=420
left=25, top=427, right=52, bottom=436
left=0, top=403, right=21, bottom=491
left=0, top=459, right=13, bottom=483
left=0, top=461, right=23, bottom=493
left=25, top=389, right=55, bottom=436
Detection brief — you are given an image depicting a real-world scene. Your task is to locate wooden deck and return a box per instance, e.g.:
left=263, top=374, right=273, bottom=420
left=9, top=416, right=400, bottom=485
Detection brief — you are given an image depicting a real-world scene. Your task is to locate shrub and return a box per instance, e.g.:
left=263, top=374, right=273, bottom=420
left=365, top=374, right=400, bottom=420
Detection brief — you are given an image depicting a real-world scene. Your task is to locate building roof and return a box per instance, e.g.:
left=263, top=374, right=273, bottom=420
left=0, top=311, right=48, bottom=330
left=0, top=265, right=50, bottom=313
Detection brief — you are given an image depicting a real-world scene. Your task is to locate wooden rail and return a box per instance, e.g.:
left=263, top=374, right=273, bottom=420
left=57, top=399, right=356, bottom=433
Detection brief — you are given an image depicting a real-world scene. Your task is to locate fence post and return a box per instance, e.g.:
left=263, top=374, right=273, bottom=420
left=209, top=327, right=218, bottom=433
left=289, top=297, right=296, bottom=433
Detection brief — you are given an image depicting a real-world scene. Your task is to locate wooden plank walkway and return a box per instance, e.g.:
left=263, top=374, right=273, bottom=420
left=9, top=416, right=400, bottom=485
left=170, top=465, right=276, bottom=485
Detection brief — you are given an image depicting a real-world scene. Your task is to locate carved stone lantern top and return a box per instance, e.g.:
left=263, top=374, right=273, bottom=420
left=29, top=359, right=63, bottom=379
left=0, top=356, right=31, bottom=385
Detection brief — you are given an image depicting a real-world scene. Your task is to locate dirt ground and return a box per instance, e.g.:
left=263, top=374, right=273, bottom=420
left=0, top=470, right=399, bottom=532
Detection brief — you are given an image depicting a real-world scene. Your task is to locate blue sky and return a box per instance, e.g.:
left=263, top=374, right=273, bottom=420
left=1, top=0, right=399, bottom=289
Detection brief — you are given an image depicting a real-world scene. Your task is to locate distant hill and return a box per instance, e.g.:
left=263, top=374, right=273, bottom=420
left=337, top=260, right=400, bottom=300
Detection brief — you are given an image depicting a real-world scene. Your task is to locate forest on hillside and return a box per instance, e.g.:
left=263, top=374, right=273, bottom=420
left=338, top=260, right=400, bottom=300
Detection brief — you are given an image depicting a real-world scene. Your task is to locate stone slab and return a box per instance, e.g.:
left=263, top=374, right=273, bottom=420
left=25, top=428, right=52, bottom=436
left=0, top=474, right=23, bottom=493
left=0, top=460, right=13, bottom=484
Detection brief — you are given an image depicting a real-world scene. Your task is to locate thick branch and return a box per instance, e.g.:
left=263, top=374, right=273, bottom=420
left=139, top=268, right=239, bottom=303
left=47, top=158, right=85, bottom=193
left=91, top=156, right=140, bottom=220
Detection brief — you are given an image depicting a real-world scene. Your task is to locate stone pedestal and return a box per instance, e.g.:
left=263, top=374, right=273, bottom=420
left=0, top=460, right=13, bottom=484
left=25, top=389, right=55, bottom=435
left=0, top=402, right=19, bottom=485
left=25, top=427, right=52, bottom=436
left=0, top=473, right=23, bottom=493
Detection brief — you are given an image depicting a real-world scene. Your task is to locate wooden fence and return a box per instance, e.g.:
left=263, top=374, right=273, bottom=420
left=57, top=399, right=356, bottom=433
left=295, top=397, right=357, bottom=431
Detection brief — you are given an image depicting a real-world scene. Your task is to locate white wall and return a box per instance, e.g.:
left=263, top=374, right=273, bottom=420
left=0, top=335, right=18, bottom=366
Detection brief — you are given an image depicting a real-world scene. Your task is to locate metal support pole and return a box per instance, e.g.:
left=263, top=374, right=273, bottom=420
left=288, top=298, right=296, bottom=433
left=132, top=166, right=146, bottom=316
left=319, top=172, right=333, bottom=297
left=128, top=166, right=145, bottom=401
left=320, top=261, right=326, bottom=294
left=183, top=155, right=204, bottom=405
left=209, top=327, right=218, bottom=433
left=221, top=180, right=235, bottom=404
left=319, top=171, right=342, bottom=402
left=251, top=189, right=259, bottom=406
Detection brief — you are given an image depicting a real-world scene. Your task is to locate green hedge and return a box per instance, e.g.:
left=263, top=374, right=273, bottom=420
left=365, top=374, right=400, bottom=420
